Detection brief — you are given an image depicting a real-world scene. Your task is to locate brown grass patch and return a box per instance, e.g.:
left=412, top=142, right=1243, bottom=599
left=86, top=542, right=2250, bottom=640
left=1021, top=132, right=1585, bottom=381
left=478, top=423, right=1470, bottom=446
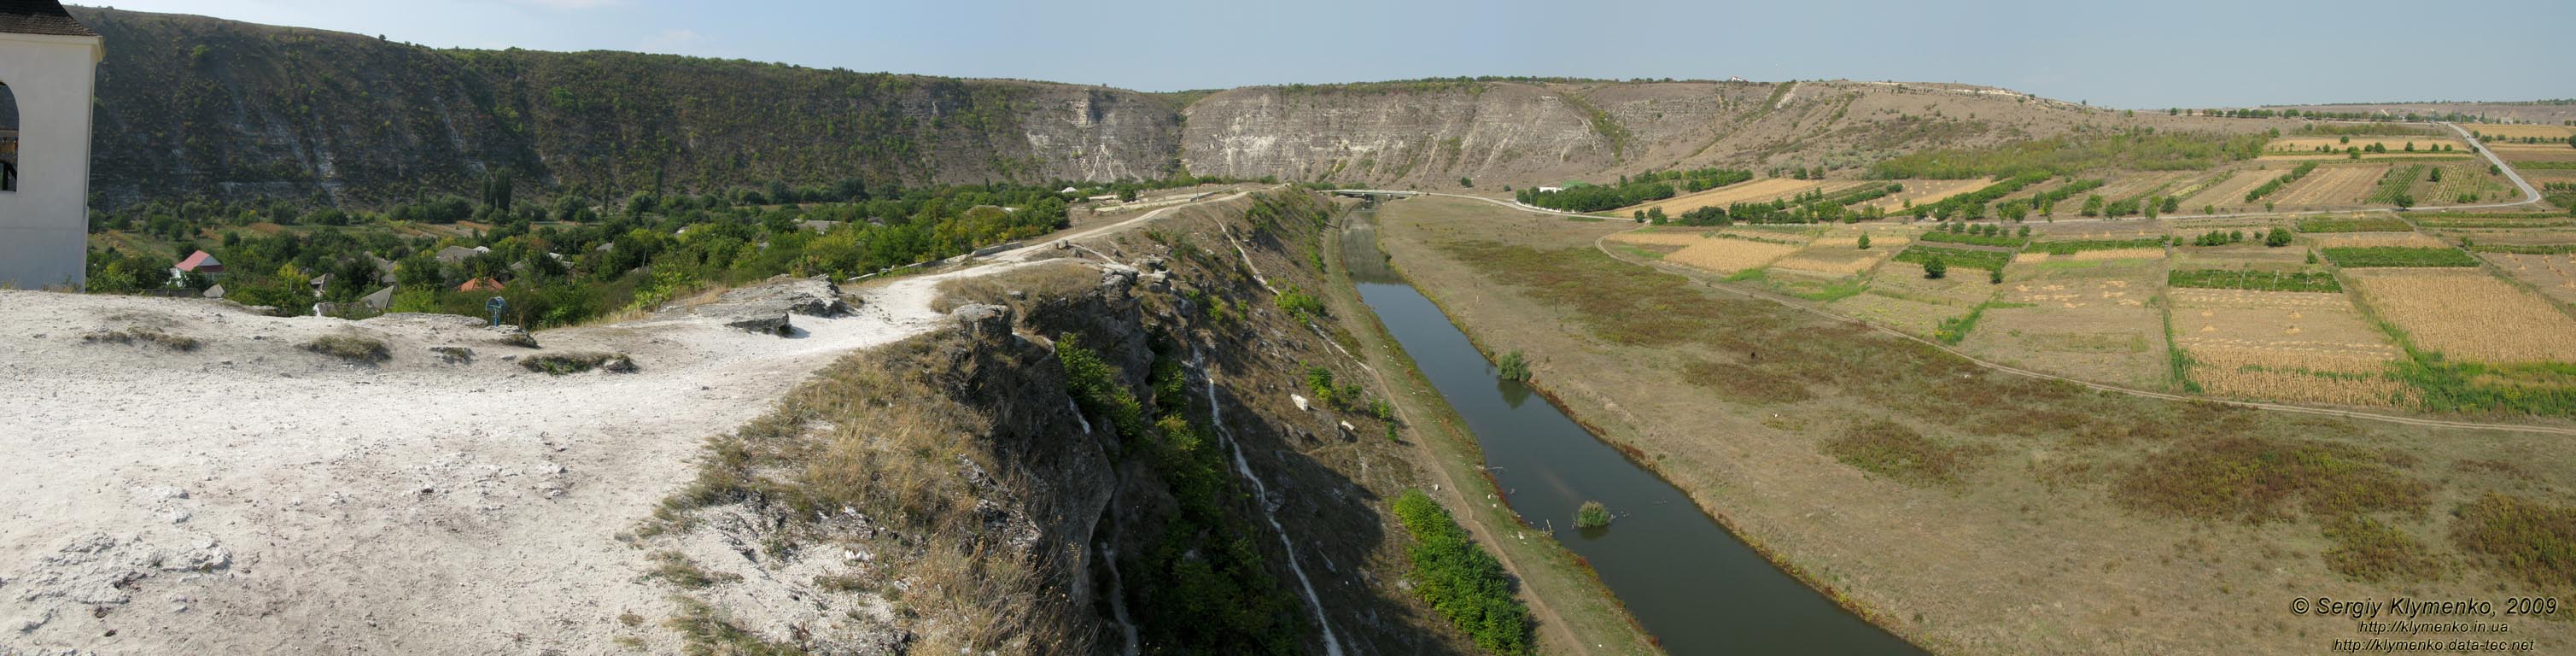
left=2345, top=269, right=2576, bottom=363
left=79, top=326, right=202, bottom=351
left=2322, top=518, right=2445, bottom=583
left=1821, top=419, right=1983, bottom=488
left=1681, top=359, right=1814, bottom=404
left=2450, top=493, right=2576, bottom=590
left=2118, top=436, right=2427, bottom=524
left=301, top=334, right=389, bottom=365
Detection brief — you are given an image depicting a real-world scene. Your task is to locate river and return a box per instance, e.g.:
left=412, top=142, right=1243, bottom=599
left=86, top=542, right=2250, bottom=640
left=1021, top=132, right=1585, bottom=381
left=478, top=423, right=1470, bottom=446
left=1340, top=209, right=1923, bottom=654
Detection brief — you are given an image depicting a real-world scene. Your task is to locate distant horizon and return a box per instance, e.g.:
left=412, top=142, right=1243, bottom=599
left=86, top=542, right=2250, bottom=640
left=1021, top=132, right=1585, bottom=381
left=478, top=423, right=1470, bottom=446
left=72, top=0, right=2576, bottom=110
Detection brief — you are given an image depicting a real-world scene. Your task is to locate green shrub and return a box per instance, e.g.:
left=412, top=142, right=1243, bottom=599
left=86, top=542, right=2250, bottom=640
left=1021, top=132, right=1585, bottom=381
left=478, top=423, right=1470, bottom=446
left=1495, top=350, right=1530, bottom=382
left=2323, top=518, right=2443, bottom=583
left=1391, top=490, right=1535, bottom=655
left=1574, top=501, right=1612, bottom=529
left=1274, top=285, right=1327, bottom=320
left=1822, top=419, right=1980, bottom=487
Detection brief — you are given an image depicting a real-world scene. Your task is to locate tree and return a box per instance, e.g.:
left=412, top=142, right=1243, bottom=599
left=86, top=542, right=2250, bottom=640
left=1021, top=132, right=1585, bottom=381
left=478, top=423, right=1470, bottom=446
left=1989, top=267, right=2003, bottom=284
left=1856, top=233, right=1872, bottom=250
left=2264, top=227, right=2293, bottom=247
left=1459, top=177, right=1474, bottom=188
left=1924, top=256, right=1948, bottom=279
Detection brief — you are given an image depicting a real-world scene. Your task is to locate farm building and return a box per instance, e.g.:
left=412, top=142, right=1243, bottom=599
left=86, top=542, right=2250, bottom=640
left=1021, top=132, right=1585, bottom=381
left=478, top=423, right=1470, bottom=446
left=168, top=250, right=225, bottom=284
left=0, top=0, right=102, bottom=289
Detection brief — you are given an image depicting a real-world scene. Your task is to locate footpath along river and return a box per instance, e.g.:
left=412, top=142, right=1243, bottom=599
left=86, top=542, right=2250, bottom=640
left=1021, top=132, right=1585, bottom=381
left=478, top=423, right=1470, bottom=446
left=1341, top=208, right=1924, bottom=654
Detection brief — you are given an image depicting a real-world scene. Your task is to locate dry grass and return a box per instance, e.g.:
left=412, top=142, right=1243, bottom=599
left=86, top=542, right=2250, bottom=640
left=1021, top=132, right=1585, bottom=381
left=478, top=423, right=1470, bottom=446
left=2450, top=493, right=2576, bottom=590
left=2275, top=165, right=2388, bottom=206
left=301, top=334, right=389, bottom=365
left=1821, top=419, right=1983, bottom=488
left=1662, top=237, right=1802, bottom=273
left=1771, top=249, right=1894, bottom=276
left=2310, top=232, right=2445, bottom=249
left=932, top=259, right=1104, bottom=313
left=1858, top=179, right=1989, bottom=212
left=2322, top=518, right=2445, bottom=583
left=2481, top=252, right=2576, bottom=304
left=660, top=331, right=1089, bottom=654
left=520, top=352, right=638, bottom=375
left=1626, top=179, right=1867, bottom=215
left=79, top=326, right=202, bottom=351
left=2118, top=435, right=2427, bottom=524
left=2345, top=268, right=2576, bottom=363
left=1603, top=231, right=1714, bottom=247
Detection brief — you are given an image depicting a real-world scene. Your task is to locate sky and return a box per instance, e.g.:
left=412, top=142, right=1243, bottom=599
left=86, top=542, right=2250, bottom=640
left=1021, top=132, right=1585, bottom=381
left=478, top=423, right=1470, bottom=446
left=76, top=0, right=2576, bottom=108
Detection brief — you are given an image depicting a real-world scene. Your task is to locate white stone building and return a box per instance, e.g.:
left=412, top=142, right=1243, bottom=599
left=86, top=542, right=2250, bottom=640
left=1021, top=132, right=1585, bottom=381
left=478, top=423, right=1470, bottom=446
left=0, top=0, right=101, bottom=290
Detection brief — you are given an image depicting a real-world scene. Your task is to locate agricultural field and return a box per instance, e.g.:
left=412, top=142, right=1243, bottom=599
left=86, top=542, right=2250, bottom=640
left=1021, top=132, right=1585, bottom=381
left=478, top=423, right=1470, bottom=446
left=1857, top=179, right=1989, bottom=212
left=1824, top=261, right=1993, bottom=338
left=2260, top=136, right=2473, bottom=158
left=2322, top=245, right=2480, bottom=267
left=1959, top=259, right=2169, bottom=387
left=1662, top=235, right=1806, bottom=273
left=2089, top=171, right=2194, bottom=204
left=2487, top=143, right=2576, bottom=164
left=1893, top=243, right=2012, bottom=271
left=2294, top=214, right=2413, bottom=233
left=2272, top=165, right=2388, bottom=207
left=2345, top=268, right=2576, bottom=363
left=2480, top=251, right=2576, bottom=305
left=2170, top=288, right=2409, bottom=407
left=1623, top=178, right=1870, bottom=215
left=1767, top=231, right=1909, bottom=278
left=2465, top=123, right=2576, bottom=141
left=2177, top=167, right=2285, bottom=210
left=2308, top=231, right=2448, bottom=249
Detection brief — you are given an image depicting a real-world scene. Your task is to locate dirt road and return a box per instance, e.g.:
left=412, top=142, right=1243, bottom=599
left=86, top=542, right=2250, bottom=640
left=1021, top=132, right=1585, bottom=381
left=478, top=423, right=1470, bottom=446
left=0, top=194, right=1241, bottom=654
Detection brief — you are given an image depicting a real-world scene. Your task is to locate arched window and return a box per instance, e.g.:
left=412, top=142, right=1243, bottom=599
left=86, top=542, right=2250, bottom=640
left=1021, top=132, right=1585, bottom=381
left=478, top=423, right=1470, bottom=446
left=1, top=79, right=16, bottom=192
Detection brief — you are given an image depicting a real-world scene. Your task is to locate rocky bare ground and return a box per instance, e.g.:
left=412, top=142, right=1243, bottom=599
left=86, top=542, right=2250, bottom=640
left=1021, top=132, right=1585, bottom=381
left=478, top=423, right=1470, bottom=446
left=0, top=269, right=996, bottom=654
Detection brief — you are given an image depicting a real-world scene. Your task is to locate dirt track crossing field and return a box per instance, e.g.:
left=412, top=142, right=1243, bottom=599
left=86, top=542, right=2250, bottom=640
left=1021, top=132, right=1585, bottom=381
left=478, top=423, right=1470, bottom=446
left=2274, top=165, right=2386, bottom=206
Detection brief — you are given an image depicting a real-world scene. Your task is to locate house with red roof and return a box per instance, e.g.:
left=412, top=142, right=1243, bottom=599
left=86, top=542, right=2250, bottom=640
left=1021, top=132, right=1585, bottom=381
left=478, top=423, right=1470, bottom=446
left=168, top=250, right=225, bottom=285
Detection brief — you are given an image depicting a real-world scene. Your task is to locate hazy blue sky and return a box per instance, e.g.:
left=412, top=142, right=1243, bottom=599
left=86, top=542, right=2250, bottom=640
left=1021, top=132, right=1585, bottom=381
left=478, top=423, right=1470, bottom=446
left=83, top=0, right=2576, bottom=108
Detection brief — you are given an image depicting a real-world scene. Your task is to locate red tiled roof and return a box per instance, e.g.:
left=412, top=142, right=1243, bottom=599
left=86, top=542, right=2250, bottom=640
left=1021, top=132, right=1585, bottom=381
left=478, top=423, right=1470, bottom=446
left=0, top=0, right=96, bottom=38
left=458, top=278, right=506, bottom=292
left=174, top=250, right=224, bottom=272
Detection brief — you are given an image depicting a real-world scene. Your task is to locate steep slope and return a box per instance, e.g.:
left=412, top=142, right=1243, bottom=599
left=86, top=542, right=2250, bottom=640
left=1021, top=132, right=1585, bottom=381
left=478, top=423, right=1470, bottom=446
left=68, top=8, right=2292, bottom=208
left=72, top=7, right=1183, bottom=206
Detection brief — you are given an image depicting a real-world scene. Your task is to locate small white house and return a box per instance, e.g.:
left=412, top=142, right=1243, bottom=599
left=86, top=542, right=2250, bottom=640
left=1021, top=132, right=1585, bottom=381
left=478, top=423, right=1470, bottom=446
left=1535, top=186, right=1563, bottom=193
left=0, top=0, right=102, bottom=290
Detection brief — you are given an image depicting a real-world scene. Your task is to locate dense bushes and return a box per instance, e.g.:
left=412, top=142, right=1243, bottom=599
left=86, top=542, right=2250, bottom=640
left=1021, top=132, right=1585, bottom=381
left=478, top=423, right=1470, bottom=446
left=1516, top=167, right=1751, bottom=213
left=1391, top=489, right=1535, bottom=655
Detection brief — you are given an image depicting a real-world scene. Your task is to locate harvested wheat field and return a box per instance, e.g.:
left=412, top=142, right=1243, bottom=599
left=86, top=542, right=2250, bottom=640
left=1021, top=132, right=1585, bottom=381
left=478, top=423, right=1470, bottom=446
left=2273, top=165, right=2387, bottom=206
left=1859, top=179, right=1988, bottom=212
left=2345, top=268, right=2576, bottom=363
left=1960, top=261, right=2169, bottom=386
left=2180, top=168, right=2283, bottom=209
left=1626, top=179, right=1868, bottom=215
left=1772, top=245, right=1895, bottom=276
left=2481, top=252, right=2576, bottom=305
left=2170, top=288, right=2408, bottom=406
left=2467, top=123, right=2576, bottom=140
left=2090, top=171, right=2193, bottom=202
left=2310, top=232, right=2446, bottom=249
left=1662, top=237, right=1803, bottom=273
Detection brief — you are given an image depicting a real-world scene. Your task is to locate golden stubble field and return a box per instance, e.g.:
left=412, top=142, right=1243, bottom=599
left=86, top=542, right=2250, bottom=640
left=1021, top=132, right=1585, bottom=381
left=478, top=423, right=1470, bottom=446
left=2170, top=288, right=2409, bottom=407
left=2482, top=252, right=2576, bottom=305
left=2467, top=123, right=2576, bottom=140
left=1857, top=179, right=1988, bottom=212
left=2273, top=165, right=2387, bottom=206
left=2345, top=268, right=2576, bottom=363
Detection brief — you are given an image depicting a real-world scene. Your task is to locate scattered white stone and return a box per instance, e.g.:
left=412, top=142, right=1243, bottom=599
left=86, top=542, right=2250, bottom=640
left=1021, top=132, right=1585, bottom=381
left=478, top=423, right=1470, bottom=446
left=1290, top=395, right=1310, bottom=412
